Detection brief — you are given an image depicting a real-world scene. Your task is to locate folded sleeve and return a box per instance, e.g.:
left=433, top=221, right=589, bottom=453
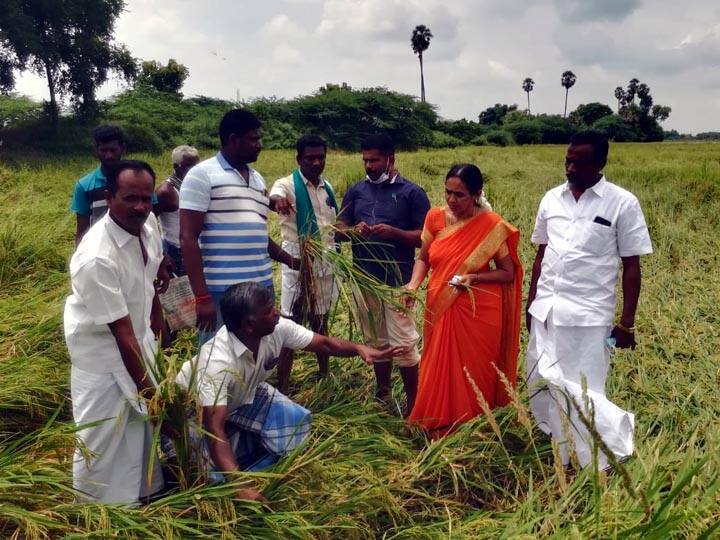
left=197, top=366, right=232, bottom=407
left=278, top=317, right=314, bottom=350
left=179, top=167, right=211, bottom=212
left=71, top=258, right=129, bottom=325
left=338, top=186, right=356, bottom=225
left=617, top=197, right=653, bottom=257
left=269, top=176, right=292, bottom=199
left=530, top=196, right=549, bottom=245
left=409, top=186, right=431, bottom=231
left=70, top=180, right=91, bottom=215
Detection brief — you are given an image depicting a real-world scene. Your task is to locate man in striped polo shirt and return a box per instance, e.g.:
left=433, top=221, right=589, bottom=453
left=180, top=109, right=297, bottom=340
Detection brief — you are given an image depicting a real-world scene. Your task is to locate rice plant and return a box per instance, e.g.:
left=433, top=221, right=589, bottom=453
left=1, top=143, right=719, bottom=537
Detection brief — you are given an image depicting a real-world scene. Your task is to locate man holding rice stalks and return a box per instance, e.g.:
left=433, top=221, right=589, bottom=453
left=526, top=130, right=653, bottom=470
left=269, top=134, right=339, bottom=393
left=176, top=282, right=405, bottom=501
left=64, top=160, right=169, bottom=504
left=337, top=133, right=430, bottom=415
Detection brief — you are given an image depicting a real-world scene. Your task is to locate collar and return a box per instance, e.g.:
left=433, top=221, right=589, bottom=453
left=216, top=151, right=254, bottom=176
left=94, top=165, right=107, bottom=179
left=298, top=169, right=325, bottom=188
left=105, top=213, right=149, bottom=248
left=225, top=326, right=251, bottom=358
left=562, top=175, right=607, bottom=198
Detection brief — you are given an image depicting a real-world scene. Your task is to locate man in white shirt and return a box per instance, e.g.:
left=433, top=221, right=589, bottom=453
left=526, top=130, right=653, bottom=469
left=269, top=135, right=339, bottom=393
left=177, top=281, right=404, bottom=501
left=64, top=160, right=168, bottom=504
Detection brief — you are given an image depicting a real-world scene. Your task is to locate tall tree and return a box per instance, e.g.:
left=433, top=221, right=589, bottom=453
left=614, top=86, right=626, bottom=111
left=137, top=59, right=189, bottom=95
left=626, top=78, right=639, bottom=104
left=411, top=25, right=433, bottom=103
left=561, top=70, right=576, bottom=117
left=0, top=0, right=136, bottom=127
left=522, top=77, right=534, bottom=114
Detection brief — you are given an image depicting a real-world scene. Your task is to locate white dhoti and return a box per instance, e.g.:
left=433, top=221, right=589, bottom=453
left=280, top=240, right=337, bottom=317
left=71, top=366, right=164, bottom=504
left=526, top=311, right=634, bottom=469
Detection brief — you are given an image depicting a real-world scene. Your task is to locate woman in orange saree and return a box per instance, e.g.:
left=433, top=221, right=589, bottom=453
left=405, top=164, right=523, bottom=436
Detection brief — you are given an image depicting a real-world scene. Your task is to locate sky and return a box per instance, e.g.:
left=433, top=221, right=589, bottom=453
left=14, top=0, right=720, bottom=134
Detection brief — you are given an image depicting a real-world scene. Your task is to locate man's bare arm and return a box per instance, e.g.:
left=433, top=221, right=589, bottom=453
left=526, top=244, right=546, bottom=331
left=75, top=214, right=91, bottom=246
left=107, top=316, right=155, bottom=394
left=180, top=209, right=216, bottom=330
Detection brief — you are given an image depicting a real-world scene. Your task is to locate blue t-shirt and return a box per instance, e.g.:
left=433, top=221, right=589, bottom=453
left=339, top=174, right=430, bottom=286
left=71, top=166, right=158, bottom=226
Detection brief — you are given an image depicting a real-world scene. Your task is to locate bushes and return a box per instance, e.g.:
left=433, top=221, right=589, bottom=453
left=429, top=130, right=463, bottom=148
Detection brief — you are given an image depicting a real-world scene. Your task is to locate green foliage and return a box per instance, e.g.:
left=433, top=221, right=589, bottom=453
left=478, top=103, right=518, bottom=125
left=479, top=129, right=514, bottom=146
left=435, top=119, right=489, bottom=143
left=570, top=102, right=614, bottom=126
left=136, top=59, right=189, bottom=95
left=0, top=0, right=137, bottom=122
left=105, top=88, right=230, bottom=151
left=428, top=130, right=464, bottom=148
left=506, top=119, right=543, bottom=145
left=256, top=86, right=437, bottom=150
left=0, top=93, right=42, bottom=128
left=592, top=114, right=638, bottom=142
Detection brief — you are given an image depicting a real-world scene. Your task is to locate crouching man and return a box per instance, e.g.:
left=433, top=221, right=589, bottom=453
left=64, top=160, right=167, bottom=504
left=177, top=281, right=403, bottom=501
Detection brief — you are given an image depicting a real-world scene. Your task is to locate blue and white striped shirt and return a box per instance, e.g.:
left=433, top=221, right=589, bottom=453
left=179, top=152, right=273, bottom=293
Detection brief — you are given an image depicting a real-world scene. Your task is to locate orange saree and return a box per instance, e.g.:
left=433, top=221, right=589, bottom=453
left=408, top=207, right=523, bottom=434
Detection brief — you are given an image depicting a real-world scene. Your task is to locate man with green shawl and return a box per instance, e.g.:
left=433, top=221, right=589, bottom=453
left=270, top=135, right=339, bottom=393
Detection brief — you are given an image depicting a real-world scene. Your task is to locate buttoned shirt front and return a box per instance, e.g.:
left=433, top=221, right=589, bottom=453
left=177, top=318, right=313, bottom=411
left=529, top=177, right=653, bottom=326
left=270, top=171, right=338, bottom=248
left=64, top=213, right=163, bottom=373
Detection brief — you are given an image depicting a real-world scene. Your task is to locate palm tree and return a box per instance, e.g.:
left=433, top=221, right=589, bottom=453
left=561, top=70, right=576, bottom=117
left=522, top=77, right=534, bottom=114
left=614, top=86, right=626, bottom=111
left=626, top=78, right=639, bottom=104
left=411, top=25, right=433, bottom=103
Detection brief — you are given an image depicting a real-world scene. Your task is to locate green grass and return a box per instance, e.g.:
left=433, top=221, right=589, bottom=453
left=1, top=143, right=719, bottom=538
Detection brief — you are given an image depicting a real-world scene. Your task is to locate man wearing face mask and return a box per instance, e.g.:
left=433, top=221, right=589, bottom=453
left=337, top=133, right=430, bottom=414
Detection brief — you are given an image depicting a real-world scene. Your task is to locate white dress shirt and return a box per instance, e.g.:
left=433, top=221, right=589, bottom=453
left=64, top=213, right=163, bottom=373
left=177, top=318, right=313, bottom=410
left=529, top=176, right=652, bottom=326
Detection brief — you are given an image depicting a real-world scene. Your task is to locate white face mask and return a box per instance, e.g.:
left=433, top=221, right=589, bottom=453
left=365, top=157, right=392, bottom=184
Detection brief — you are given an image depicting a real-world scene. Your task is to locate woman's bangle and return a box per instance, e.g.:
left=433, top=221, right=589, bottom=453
left=193, top=294, right=212, bottom=305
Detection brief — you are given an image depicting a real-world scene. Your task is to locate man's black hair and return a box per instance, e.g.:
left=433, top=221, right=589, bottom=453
left=219, top=109, right=262, bottom=146
left=93, top=124, right=125, bottom=146
left=106, top=160, right=156, bottom=195
left=360, top=133, right=395, bottom=156
left=296, top=134, right=327, bottom=157
left=570, top=130, right=609, bottom=165
left=221, top=282, right=273, bottom=331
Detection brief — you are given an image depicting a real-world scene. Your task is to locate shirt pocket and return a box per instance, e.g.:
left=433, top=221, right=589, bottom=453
left=578, top=220, right=616, bottom=255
